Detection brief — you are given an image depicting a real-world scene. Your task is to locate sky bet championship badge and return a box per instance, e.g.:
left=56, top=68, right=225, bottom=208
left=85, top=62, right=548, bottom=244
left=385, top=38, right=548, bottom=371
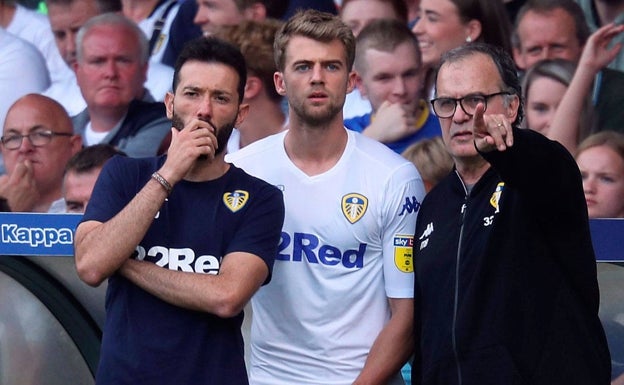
left=394, top=235, right=414, bottom=272
left=341, top=193, right=368, bottom=224
left=223, top=190, right=249, bottom=213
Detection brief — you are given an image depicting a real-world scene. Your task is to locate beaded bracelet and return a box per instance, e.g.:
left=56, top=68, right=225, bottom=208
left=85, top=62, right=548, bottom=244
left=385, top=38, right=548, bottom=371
left=151, top=172, right=172, bottom=194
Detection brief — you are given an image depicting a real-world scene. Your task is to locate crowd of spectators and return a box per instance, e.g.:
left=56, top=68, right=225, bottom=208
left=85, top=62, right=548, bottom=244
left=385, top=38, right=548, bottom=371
left=3, top=0, right=621, bottom=210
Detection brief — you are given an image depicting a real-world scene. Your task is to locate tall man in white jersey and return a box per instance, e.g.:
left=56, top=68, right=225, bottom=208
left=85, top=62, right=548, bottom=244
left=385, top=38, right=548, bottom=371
left=227, top=9, right=425, bottom=385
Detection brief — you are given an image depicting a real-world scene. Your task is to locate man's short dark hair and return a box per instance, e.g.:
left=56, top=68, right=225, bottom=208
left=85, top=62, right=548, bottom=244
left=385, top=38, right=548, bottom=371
left=64, top=144, right=125, bottom=175
left=173, top=37, right=247, bottom=104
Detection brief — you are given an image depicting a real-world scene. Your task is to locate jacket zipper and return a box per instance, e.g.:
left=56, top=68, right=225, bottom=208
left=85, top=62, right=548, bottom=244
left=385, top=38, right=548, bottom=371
left=453, top=171, right=469, bottom=385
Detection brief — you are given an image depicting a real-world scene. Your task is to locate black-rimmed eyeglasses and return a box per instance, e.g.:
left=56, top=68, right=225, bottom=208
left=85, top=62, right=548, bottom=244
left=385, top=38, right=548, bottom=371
left=1, top=130, right=73, bottom=150
left=430, top=91, right=512, bottom=118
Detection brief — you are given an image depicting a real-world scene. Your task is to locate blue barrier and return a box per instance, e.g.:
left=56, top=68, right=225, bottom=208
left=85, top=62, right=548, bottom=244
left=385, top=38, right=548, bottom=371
left=590, top=218, right=624, bottom=262
left=0, top=213, right=621, bottom=383
left=1, top=213, right=621, bottom=261
left=0, top=213, right=81, bottom=256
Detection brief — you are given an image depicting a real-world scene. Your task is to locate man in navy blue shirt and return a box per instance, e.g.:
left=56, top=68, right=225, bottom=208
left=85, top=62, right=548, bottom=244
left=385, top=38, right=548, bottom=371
left=74, top=37, right=285, bottom=385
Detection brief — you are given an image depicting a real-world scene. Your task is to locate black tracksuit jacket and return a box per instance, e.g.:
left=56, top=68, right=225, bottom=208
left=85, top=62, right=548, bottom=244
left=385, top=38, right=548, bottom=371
left=412, top=128, right=611, bottom=385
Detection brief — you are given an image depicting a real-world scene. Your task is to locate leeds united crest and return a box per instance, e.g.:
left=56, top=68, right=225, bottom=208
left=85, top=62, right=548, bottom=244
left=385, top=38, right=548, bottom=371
left=223, top=190, right=249, bottom=212
left=342, top=193, right=368, bottom=224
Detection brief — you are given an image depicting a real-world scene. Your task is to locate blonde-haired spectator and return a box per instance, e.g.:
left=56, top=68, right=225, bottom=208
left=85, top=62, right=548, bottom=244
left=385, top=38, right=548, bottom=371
left=402, top=136, right=453, bottom=192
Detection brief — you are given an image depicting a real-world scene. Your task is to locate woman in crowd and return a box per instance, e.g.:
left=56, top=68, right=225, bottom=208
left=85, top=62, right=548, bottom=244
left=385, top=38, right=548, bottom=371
left=575, top=131, right=624, bottom=219
left=521, top=58, right=595, bottom=137
left=411, top=0, right=511, bottom=101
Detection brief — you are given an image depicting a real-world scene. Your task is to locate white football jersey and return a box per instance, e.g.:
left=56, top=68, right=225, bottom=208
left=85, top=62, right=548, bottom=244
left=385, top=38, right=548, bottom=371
left=228, top=129, right=425, bottom=385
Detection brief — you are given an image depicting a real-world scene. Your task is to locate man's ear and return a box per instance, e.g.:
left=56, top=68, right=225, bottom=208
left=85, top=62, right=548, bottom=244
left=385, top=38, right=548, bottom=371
left=70, top=134, right=83, bottom=154
left=164, top=91, right=175, bottom=119
left=507, top=94, right=520, bottom=122
left=244, top=76, right=262, bottom=100
left=346, top=70, right=357, bottom=95
left=353, top=72, right=367, bottom=97
left=236, top=103, right=250, bottom=126
left=274, top=72, right=286, bottom=96
left=512, top=46, right=526, bottom=71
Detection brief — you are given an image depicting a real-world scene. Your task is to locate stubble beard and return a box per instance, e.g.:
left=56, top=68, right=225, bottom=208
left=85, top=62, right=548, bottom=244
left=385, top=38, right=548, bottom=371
left=171, top=112, right=236, bottom=157
left=291, top=99, right=343, bottom=127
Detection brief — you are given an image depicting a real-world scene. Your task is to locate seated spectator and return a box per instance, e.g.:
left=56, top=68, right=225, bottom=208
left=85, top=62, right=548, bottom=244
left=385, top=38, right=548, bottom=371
left=215, top=19, right=287, bottom=153
left=72, top=13, right=171, bottom=158
left=45, top=0, right=171, bottom=116
left=44, top=0, right=119, bottom=116
left=512, top=0, right=624, bottom=136
left=401, top=136, right=453, bottom=192
left=42, top=0, right=112, bottom=116
left=340, top=0, right=408, bottom=119
left=63, top=144, right=125, bottom=213
left=0, top=94, right=82, bottom=212
left=345, top=19, right=441, bottom=154
left=575, top=131, right=624, bottom=219
left=521, top=58, right=595, bottom=137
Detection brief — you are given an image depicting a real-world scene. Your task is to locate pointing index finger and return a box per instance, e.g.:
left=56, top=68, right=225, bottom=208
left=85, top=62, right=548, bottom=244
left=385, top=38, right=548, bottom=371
left=472, top=103, right=486, bottom=135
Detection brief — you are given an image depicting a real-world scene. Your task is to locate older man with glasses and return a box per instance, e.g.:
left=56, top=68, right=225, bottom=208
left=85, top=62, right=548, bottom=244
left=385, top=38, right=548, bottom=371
left=412, top=42, right=611, bottom=385
left=0, top=94, right=82, bottom=212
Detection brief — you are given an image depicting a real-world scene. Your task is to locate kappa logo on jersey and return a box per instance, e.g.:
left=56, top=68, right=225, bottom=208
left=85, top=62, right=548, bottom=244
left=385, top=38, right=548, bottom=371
left=489, top=182, right=504, bottom=213
left=223, top=190, right=249, bottom=212
left=398, top=196, right=421, bottom=216
left=393, top=235, right=414, bottom=272
left=418, top=222, right=434, bottom=250
left=342, top=193, right=368, bottom=224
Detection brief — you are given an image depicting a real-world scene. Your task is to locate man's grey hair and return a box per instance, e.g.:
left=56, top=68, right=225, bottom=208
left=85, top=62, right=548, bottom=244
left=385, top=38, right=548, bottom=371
left=76, top=12, right=149, bottom=65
